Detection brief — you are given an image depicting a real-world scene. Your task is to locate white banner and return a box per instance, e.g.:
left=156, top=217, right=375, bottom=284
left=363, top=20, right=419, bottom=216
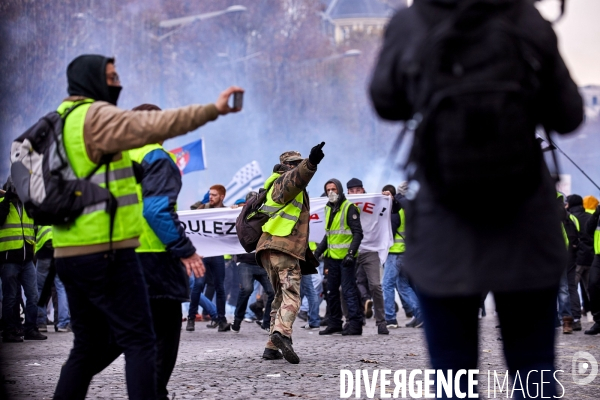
left=177, top=193, right=393, bottom=264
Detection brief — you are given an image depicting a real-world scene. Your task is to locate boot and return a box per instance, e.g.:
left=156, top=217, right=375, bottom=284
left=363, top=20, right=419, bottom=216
left=24, top=329, right=47, bottom=340
left=186, top=319, right=195, bottom=331
left=218, top=319, right=231, bottom=332
left=572, top=319, right=582, bottom=331
left=377, top=321, right=389, bottom=335
left=270, top=331, right=299, bottom=364
left=562, top=316, right=573, bottom=334
left=319, top=325, right=343, bottom=335
left=262, top=348, right=283, bottom=360
left=584, top=322, right=600, bottom=335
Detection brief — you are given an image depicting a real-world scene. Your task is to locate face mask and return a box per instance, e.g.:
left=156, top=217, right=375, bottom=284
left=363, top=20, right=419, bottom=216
left=107, top=85, right=122, bottom=105
left=328, top=191, right=339, bottom=203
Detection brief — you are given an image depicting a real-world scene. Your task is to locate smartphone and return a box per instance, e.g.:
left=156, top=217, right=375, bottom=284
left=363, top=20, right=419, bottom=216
left=230, top=92, right=243, bottom=109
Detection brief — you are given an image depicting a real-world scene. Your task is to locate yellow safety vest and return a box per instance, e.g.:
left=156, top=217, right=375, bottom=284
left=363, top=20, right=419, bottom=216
left=260, top=173, right=303, bottom=237
left=389, top=208, right=406, bottom=254
left=0, top=201, right=35, bottom=252
left=324, top=199, right=356, bottom=260
left=35, top=225, right=53, bottom=254
left=52, top=99, right=142, bottom=248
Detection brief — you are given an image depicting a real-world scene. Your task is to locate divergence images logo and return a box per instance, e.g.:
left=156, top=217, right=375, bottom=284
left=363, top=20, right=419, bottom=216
left=572, top=351, right=598, bottom=385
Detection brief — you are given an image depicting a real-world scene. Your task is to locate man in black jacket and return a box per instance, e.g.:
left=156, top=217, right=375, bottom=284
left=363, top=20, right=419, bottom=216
left=566, top=194, right=593, bottom=331
left=584, top=204, right=600, bottom=335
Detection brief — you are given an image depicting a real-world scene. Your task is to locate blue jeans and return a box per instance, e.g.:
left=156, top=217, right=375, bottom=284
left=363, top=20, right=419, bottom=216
left=557, top=267, right=571, bottom=318
left=54, top=249, right=156, bottom=400
left=300, top=274, right=320, bottom=327
left=36, top=257, right=70, bottom=328
left=325, top=258, right=362, bottom=329
left=1, top=260, right=38, bottom=334
left=188, top=274, right=217, bottom=320
left=245, top=280, right=260, bottom=319
left=234, top=263, right=274, bottom=327
left=203, top=256, right=226, bottom=321
left=382, top=253, right=421, bottom=322
left=418, top=288, right=558, bottom=399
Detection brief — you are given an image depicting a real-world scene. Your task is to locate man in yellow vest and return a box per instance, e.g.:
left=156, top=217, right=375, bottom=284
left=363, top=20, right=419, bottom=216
left=314, top=178, right=364, bottom=336
left=256, top=144, right=324, bottom=364
left=51, top=54, right=241, bottom=400
left=584, top=202, right=600, bottom=335
left=129, top=103, right=206, bottom=399
left=0, top=179, right=47, bottom=342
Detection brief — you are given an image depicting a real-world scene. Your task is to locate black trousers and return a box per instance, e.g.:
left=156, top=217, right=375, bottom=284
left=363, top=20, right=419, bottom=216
left=150, top=298, right=182, bottom=400
left=54, top=249, right=157, bottom=400
left=589, top=255, right=600, bottom=323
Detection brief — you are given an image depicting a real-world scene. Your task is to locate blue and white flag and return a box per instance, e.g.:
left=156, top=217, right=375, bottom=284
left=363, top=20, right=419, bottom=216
left=224, top=161, right=264, bottom=206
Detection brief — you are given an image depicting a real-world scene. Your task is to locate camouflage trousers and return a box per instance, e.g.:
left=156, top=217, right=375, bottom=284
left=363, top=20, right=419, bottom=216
left=259, top=249, right=301, bottom=350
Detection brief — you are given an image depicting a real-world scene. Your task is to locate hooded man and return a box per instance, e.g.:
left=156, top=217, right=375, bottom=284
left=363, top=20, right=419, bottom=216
left=256, top=144, right=324, bottom=364
left=314, top=178, right=364, bottom=336
left=50, top=54, right=242, bottom=400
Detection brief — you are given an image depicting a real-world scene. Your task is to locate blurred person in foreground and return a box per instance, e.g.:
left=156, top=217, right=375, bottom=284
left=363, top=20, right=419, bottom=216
left=256, top=145, right=324, bottom=363
left=369, top=1, right=583, bottom=398
left=51, top=54, right=241, bottom=400
left=129, top=103, right=206, bottom=400
left=585, top=202, right=600, bottom=335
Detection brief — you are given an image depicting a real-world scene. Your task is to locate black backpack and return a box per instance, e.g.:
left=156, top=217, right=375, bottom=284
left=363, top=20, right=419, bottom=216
left=403, top=0, right=550, bottom=217
left=10, top=102, right=116, bottom=226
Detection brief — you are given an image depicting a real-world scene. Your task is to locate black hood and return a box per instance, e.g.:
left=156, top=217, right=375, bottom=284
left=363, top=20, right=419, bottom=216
left=67, top=54, right=114, bottom=103
left=324, top=178, right=346, bottom=209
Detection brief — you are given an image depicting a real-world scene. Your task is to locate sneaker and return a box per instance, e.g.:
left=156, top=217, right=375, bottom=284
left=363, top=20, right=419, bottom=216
left=406, top=317, right=424, bottom=328
left=194, top=314, right=203, bottom=322
left=206, top=320, right=219, bottom=329
left=2, top=332, right=23, bottom=343
left=364, top=299, right=373, bottom=319
left=55, top=325, right=72, bottom=333
left=243, top=317, right=256, bottom=323
left=386, top=319, right=399, bottom=329
left=572, top=319, right=582, bottom=331
left=297, top=310, right=308, bottom=322
left=262, top=348, right=283, bottom=360
left=584, top=322, right=600, bottom=335
left=377, top=322, right=390, bottom=335
left=186, top=319, right=195, bottom=331
left=319, top=326, right=343, bottom=335
left=218, top=320, right=231, bottom=332
left=270, top=331, right=299, bottom=364
left=202, top=314, right=211, bottom=321
left=301, top=324, right=320, bottom=330
left=38, top=324, right=48, bottom=332
left=231, top=319, right=241, bottom=333
left=24, top=330, right=47, bottom=340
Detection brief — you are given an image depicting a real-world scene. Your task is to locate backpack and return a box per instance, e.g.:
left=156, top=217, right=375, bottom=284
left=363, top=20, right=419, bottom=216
left=235, top=180, right=292, bottom=253
left=403, top=0, right=550, bottom=217
left=10, top=102, right=116, bottom=226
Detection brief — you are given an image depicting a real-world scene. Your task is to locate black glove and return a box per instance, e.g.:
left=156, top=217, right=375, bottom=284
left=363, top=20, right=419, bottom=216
left=308, top=142, right=325, bottom=165
left=341, top=254, right=355, bottom=268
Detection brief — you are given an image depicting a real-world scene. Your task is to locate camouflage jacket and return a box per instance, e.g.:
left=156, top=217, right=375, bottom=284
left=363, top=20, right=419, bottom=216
left=256, top=159, right=318, bottom=263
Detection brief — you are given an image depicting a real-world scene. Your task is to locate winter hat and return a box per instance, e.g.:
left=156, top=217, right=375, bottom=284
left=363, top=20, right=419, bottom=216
left=346, top=178, right=363, bottom=190
left=566, top=194, right=583, bottom=208
left=583, top=195, right=599, bottom=211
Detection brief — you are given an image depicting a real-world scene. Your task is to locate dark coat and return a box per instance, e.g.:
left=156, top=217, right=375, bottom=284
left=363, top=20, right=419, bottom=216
left=568, top=205, right=594, bottom=266
left=369, top=0, right=584, bottom=296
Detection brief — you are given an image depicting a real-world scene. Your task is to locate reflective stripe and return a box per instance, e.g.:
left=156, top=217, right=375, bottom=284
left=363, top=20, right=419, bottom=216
left=1, top=223, right=35, bottom=229
left=81, top=193, right=139, bottom=215
left=329, top=243, right=350, bottom=249
left=37, top=228, right=52, bottom=241
left=394, top=239, right=405, bottom=243
left=90, top=166, right=135, bottom=185
left=260, top=204, right=281, bottom=213
left=326, top=229, right=352, bottom=235
left=0, top=236, right=27, bottom=243
left=278, top=212, right=298, bottom=222
left=291, top=199, right=302, bottom=209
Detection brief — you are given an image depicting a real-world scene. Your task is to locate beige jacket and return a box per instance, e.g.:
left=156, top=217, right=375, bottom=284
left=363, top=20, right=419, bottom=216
left=54, top=97, right=219, bottom=258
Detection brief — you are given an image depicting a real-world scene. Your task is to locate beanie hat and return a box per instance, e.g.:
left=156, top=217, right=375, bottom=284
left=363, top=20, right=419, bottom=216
left=346, top=178, right=363, bottom=189
left=566, top=194, right=583, bottom=208
left=583, top=195, right=599, bottom=211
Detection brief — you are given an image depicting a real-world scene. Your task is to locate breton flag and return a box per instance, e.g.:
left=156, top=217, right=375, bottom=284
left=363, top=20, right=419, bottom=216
left=224, top=161, right=264, bottom=206
left=169, top=138, right=206, bottom=175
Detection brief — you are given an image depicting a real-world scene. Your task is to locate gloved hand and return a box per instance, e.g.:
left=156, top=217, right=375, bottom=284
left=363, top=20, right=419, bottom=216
left=341, top=254, right=355, bottom=268
left=308, top=142, right=325, bottom=166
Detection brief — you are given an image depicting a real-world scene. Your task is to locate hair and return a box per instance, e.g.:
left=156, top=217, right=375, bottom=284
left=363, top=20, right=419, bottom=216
left=382, top=184, right=396, bottom=196
left=132, top=103, right=161, bottom=112
left=210, top=184, right=226, bottom=197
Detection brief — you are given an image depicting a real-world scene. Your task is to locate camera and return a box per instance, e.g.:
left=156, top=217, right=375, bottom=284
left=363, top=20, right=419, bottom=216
left=229, top=92, right=243, bottom=110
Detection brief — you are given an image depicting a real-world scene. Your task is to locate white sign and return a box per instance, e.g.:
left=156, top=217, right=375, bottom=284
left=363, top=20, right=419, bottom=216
left=177, top=194, right=393, bottom=264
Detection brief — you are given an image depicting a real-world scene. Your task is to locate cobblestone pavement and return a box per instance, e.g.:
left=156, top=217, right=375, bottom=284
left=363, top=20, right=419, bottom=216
left=1, top=313, right=598, bottom=399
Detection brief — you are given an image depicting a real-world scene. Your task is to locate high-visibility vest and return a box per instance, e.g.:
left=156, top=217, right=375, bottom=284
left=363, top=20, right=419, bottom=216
left=224, top=254, right=232, bottom=260
left=129, top=144, right=179, bottom=253
left=324, top=199, right=356, bottom=260
left=389, top=208, right=406, bottom=254
left=52, top=100, right=142, bottom=248
left=308, top=241, right=317, bottom=252
left=260, top=173, right=303, bottom=237
left=35, top=225, right=53, bottom=254
left=0, top=201, right=35, bottom=252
